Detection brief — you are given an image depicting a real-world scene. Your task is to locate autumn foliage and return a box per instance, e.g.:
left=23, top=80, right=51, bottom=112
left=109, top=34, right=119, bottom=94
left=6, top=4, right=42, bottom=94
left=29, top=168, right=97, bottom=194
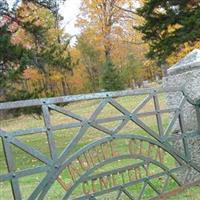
left=1, top=0, right=199, bottom=105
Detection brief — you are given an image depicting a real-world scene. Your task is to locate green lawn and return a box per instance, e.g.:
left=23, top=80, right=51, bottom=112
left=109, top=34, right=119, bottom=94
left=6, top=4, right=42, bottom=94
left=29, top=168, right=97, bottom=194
left=0, top=94, right=200, bottom=199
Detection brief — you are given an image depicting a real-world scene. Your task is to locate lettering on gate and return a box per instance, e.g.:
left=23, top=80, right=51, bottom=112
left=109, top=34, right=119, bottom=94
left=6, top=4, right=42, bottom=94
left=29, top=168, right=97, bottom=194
left=56, top=138, right=167, bottom=194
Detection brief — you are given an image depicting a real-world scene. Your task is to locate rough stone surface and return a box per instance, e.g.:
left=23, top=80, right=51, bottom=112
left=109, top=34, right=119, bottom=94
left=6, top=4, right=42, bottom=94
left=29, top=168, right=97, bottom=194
left=162, top=49, right=200, bottom=182
left=173, top=132, right=200, bottom=182
left=163, top=70, right=200, bottom=132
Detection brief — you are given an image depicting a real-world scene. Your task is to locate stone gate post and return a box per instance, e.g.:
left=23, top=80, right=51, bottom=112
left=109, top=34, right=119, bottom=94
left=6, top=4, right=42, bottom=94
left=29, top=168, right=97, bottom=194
left=162, top=49, right=200, bottom=182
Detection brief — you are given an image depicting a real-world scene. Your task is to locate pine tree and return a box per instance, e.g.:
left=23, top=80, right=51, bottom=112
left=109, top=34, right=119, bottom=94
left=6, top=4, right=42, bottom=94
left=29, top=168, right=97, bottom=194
left=0, top=0, right=72, bottom=103
left=100, top=60, right=124, bottom=91
left=137, top=0, right=200, bottom=63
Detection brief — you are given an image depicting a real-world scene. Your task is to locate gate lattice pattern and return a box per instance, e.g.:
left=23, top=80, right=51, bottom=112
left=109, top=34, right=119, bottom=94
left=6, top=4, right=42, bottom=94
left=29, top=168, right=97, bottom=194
left=0, top=88, right=200, bottom=200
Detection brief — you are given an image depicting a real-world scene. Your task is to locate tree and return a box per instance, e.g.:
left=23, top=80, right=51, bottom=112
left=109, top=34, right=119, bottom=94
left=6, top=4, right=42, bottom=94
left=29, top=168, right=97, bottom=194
left=77, top=0, right=136, bottom=62
left=121, top=53, right=143, bottom=88
left=167, top=40, right=200, bottom=65
left=100, top=60, right=124, bottom=91
left=137, top=0, right=200, bottom=64
left=142, top=59, right=161, bottom=81
left=76, top=34, right=102, bottom=92
left=0, top=1, right=73, bottom=102
left=0, top=14, right=34, bottom=100
left=76, top=0, right=150, bottom=90
left=0, top=0, right=65, bottom=13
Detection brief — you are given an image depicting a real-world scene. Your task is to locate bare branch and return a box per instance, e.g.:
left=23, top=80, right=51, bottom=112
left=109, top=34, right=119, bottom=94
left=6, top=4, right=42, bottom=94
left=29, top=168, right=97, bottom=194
left=114, top=4, right=138, bottom=15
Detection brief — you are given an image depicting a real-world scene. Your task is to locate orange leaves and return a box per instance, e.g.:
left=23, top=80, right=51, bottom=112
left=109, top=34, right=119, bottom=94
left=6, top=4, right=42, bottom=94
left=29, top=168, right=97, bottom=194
left=17, top=2, right=54, bottom=29
left=23, top=68, right=43, bottom=81
left=10, top=28, right=33, bottom=49
left=8, top=1, right=55, bottom=50
left=77, top=0, right=143, bottom=61
left=0, top=15, right=10, bottom=27
left=7, top=21, right=19, bottom=32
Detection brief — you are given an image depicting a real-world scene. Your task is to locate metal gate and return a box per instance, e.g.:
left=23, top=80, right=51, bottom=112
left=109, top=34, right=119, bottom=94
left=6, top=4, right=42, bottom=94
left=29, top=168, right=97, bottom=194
left=0, top=88, right=200, bottom=199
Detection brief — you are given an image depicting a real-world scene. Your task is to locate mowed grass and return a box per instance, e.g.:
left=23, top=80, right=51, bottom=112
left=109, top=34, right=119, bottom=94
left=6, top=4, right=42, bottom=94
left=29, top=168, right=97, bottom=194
left=0, top=94, right=200, bottom=199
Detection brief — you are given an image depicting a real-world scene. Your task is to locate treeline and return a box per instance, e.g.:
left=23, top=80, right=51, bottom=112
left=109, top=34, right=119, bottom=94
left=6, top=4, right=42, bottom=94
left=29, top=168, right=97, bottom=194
left=0, top=0, right=161, bottom=103
left=0, top=0, right=199, bottom=104
left=0, top=1, right=74, bottom=102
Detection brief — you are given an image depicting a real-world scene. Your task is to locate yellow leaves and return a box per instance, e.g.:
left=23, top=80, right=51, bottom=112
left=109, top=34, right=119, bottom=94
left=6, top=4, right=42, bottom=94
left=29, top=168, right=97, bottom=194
left=18, top=3, right=37, bottom=22
left=144, top=59, right=153, bottom=67
left=167, top=41, right=200, bottom=65
left=11, top=1, right=61, bottom=50
left=50, top=71, right=64, bottom=81
left=142, top=60, right=161, bottom=80
left=11, top=28, right=34, bottom=49
left=71, top=48, right=81, bottom=60
left=68, top=65, right=88, bottom=93
left=8, top=1, right=57, bottom=50
left=137, top=0, right=146, bottom=6
left=79, top=28, right=104, bottom=54
left=167, top=24, right=183, bottom=34
left=17, top=2, right=55, bottom=29
left=159, top=24, right=183, bottom=37
left=112, top=26, right=123, bottom=36
left=77, top=0, right=145, bottom=62
left=23, top=69, right=65, bottom=82
left=46, top=28, right=61, bottom=44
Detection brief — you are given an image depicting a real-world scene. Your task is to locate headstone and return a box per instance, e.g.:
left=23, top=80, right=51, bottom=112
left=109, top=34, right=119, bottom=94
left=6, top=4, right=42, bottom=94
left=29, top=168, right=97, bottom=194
left=162, top=49, right=200, bottom=183
left=143, top=80, right=149, bottom=88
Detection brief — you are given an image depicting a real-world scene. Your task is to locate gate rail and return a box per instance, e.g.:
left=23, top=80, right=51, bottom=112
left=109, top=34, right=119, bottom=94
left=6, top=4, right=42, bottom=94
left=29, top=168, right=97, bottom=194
left=0, top=87, right=200, bottom=200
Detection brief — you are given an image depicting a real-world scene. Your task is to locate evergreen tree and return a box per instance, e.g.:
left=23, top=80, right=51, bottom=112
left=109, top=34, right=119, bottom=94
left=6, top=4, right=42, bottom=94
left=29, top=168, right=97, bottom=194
left=137, top=0, right=200, bottom=63
left=100, top=60, right=124, bottom=91
left=0, top=0, right=73, bottom=113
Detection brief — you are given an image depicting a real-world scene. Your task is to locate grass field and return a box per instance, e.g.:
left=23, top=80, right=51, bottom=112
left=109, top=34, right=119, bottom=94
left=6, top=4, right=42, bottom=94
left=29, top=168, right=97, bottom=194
left=0, top=94, right=200, bottom=199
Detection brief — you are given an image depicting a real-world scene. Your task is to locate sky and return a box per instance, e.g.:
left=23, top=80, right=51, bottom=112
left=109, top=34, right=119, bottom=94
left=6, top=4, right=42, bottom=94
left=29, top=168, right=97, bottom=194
left=59, top=0, right=81, bottom=36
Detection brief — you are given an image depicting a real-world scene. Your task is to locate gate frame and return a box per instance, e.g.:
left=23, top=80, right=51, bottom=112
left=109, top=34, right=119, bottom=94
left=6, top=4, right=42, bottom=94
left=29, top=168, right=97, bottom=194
left=0, top=87, right=200, bottom=200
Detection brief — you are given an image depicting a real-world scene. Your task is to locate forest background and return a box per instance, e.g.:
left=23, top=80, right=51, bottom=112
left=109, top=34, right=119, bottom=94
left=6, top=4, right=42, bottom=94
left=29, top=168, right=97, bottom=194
left=0, top=0, right=200, bottom=103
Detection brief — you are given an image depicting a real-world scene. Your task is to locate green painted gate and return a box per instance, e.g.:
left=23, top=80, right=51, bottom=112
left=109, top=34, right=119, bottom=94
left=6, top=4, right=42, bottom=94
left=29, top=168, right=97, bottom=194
left=0, top=88, right=200, bottom=199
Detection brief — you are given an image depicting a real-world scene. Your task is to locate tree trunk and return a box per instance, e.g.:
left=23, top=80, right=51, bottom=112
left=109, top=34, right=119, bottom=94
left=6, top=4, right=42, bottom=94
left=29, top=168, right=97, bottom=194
left=61, top=79, right=67, bottom=95
left=161, top=63, right=168, bottom=77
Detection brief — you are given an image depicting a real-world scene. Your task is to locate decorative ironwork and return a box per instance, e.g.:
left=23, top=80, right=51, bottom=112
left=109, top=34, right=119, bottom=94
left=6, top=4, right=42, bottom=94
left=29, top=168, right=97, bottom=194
left=0, top=88, right=200, bottom=199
